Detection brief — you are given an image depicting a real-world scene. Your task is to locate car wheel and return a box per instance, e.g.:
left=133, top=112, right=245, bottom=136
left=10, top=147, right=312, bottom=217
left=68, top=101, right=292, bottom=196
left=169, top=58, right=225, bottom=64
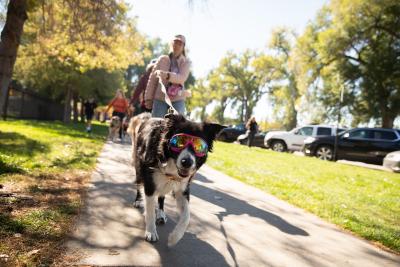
left=219, top=133, right=228, bottom=142
left=316, top=145, right=333, bottom=161
left=271, top=140, right=287, bottom=152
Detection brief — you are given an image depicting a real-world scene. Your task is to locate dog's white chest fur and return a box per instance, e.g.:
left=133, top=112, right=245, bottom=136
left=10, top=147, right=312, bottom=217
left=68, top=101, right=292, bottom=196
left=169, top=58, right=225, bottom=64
left=153, top=160, right=190, bottom=196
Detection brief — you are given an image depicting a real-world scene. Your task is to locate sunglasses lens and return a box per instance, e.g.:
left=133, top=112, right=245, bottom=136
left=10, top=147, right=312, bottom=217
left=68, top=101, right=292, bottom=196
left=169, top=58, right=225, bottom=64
left=170, top=135, right=188, bottom=149
left=193, top=138, right=208, bottom=155
left=169, top=134, right=208, bottom=156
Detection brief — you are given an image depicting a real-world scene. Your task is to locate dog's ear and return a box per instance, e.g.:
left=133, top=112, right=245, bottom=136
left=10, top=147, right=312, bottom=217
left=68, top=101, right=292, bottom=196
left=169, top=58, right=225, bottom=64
left=164, top=113, right=185, bottom=121
left=202, top=123, right=227, bottom=152
left=164, top=113, right=186, bottom=129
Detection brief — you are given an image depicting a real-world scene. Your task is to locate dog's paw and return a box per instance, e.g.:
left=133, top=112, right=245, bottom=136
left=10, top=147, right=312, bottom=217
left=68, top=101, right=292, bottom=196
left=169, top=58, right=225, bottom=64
left=156, top=209, right=167, bottom=225
left=167, top=232, right=180, bottom=247
left=133, top=200, right=143, bottom=208
left=145, top=230, right=159, bottom=242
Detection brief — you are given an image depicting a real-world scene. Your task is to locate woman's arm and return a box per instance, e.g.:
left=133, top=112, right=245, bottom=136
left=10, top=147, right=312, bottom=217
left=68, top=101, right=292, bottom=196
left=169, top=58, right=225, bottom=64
left=168, top=58, right=192, bottom=85
left=144, top=56, right=169, bottom=109
left=105, top=98, right=115, bottom=113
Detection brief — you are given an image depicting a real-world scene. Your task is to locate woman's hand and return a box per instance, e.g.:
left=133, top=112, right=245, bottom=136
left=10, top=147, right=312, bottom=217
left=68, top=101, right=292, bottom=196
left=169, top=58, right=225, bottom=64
left=155, top=70, right=168, bottom=80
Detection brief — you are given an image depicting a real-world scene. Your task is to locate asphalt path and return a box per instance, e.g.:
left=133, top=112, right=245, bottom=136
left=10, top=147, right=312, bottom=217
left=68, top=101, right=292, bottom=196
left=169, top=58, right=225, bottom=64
left=66, top=141, right=400, bottom=267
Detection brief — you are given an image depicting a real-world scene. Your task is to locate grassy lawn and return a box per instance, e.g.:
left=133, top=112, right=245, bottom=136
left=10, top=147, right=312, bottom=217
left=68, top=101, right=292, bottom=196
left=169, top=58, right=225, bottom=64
left=0, top=119, right=108, bottom=266
left=208, top=141, right=400, bottom=254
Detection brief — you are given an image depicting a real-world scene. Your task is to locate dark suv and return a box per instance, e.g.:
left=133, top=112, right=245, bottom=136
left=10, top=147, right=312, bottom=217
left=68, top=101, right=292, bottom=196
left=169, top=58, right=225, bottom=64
left=217, top=123, right=246, bottom=142
left=303, top=128, right=400, bottom=164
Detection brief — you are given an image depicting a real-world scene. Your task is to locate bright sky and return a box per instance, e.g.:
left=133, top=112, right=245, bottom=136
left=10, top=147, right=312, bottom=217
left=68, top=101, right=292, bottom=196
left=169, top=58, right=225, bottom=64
left=129, top=0, right=329, bottom=121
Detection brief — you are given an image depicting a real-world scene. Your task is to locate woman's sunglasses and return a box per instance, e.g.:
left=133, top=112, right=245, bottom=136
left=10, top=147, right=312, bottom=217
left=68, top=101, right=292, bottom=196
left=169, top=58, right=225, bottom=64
left=169, top=133, right=208, bottom=157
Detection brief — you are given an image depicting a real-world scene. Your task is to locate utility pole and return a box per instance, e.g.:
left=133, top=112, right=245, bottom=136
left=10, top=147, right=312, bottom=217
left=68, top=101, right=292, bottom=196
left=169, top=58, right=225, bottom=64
left=333, top=84, right=344, bottom=161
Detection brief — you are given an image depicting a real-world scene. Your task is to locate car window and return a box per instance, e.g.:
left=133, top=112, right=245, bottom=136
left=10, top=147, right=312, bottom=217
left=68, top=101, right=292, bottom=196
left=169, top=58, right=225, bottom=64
left=338, top=128, right=346, bottom=134
left=234, top=124, right=245, bottom=130
left=373, top=130, right=397, bottom=140
left=317, top=127, right=332, bottom=136
left=349, top=129, right=372, bottom=139
left=298, top=127, right=313, bottom=136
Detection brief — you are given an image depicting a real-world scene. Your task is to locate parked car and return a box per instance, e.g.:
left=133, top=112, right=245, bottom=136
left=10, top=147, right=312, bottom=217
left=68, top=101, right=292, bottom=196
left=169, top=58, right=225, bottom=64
left=264, top=125, right=345, bottom=152
left=303, top=128, right=400, bottom=164
left=383, top=151, right=400, bottom=172
left=237, top=131, right=267, bottom=148
left=217, top=123, right=246, bottom=142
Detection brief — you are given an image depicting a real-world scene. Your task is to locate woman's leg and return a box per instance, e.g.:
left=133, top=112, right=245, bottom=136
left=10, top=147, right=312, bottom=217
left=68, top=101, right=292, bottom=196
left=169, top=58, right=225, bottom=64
left=172, top=100, right=186, bottom=115
left=151, top=99, right=169, bottom=118
left=248, top=133, right=255, bottom=147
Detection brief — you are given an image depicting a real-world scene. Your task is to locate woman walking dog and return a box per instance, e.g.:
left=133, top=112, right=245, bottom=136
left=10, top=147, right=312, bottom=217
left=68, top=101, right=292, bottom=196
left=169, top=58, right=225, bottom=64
left=144, top=34, right=192, bottom=118
left=105, top=89, right=129, bottom=140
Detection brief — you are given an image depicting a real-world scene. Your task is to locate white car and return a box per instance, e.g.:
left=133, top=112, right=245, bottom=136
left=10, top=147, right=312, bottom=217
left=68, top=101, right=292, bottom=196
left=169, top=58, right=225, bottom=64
left=383, top=151, right=400, bottom=172
left=264, top=125, right=345, bottom=152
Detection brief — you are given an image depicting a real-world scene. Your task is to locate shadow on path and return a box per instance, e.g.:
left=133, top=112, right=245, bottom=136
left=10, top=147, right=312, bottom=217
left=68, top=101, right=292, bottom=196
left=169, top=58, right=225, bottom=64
left=193, top=173, right=309, bottom=236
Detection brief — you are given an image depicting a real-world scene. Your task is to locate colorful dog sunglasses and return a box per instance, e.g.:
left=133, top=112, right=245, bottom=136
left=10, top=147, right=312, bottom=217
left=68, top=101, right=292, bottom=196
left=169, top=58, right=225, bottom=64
left=169, top=133, right=209, bottom=157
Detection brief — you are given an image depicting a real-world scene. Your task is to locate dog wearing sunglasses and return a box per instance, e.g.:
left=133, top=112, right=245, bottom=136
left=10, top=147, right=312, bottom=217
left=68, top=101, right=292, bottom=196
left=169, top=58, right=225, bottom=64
left=132, top=113, right=225, bottom=246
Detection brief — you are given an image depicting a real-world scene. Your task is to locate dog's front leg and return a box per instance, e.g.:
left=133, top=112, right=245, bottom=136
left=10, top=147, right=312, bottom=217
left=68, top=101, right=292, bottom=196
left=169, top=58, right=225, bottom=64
left=168, top=190, right=190, bottom=247
left=144, top=194, right=159, bottom=242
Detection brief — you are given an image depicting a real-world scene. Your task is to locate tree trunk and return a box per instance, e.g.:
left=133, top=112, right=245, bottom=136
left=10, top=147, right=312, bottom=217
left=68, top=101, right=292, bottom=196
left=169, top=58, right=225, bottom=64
left=382, top=112, right=394, bottom=128
left=200, top=107, right=206, bottom=121
left=72, top=92, right=78, bottom=123
left=244, top=103, right=252, bottom=123
left=63, top=86, right=72, bottom=123
left=287, top=103, right=297, bottom=130
left=240, top=100, right=244, bottom=123
left=80, top=97, right=85, bottom=122
left=0, top=0, right=28, bottom=119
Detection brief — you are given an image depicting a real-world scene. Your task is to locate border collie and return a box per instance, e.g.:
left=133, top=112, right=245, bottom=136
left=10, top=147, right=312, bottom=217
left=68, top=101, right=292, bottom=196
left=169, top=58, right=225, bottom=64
left=132, top=113, right=225, bottom=246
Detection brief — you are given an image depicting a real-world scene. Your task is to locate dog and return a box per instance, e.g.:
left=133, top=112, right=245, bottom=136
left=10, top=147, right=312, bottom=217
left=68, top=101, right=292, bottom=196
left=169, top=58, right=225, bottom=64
left=132, top=113, right=225, bottom=246
left=127, top=112, right=152, bottom=164
left=108, top=116, right=121, bottom=141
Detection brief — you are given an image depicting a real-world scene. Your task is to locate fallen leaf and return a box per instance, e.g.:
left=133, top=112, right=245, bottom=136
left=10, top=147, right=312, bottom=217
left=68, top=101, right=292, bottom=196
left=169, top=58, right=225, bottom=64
left=108, top=249, right=120, bottom=255
left=26, top=249, right=40, bottom=257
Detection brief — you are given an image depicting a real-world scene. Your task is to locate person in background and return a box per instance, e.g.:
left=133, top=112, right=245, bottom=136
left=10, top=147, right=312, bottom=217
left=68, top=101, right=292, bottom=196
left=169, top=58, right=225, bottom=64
left=105, top=89, right=128, bottom=139
left=144, top=34, right=192, bottom=118
left=246, top=116, right=258, bottom=147
left=129, top=59, right=157, bottom=115
left=83, top=97, right=97, bottom=133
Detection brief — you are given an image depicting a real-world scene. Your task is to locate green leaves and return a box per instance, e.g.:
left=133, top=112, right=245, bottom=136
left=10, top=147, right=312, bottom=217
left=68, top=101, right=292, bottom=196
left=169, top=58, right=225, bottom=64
left=13, top=0, right=145, bottom=104
left=295, top=0, right=400, bottom=127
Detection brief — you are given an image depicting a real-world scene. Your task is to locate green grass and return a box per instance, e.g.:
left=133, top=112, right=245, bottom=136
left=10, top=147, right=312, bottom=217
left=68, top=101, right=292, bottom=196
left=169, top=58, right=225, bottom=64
left=0, top=119, right=108, bottom=176
left=208, top=142, right=400, bottom=253
left=0, top=119, right=108, bottom=266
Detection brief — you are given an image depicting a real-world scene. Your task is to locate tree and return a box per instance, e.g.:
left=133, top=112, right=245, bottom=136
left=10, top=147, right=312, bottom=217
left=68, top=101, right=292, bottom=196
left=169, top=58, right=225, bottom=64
left=125, top=37, right=169, bottom=92
left=254, top=28, right=300, bottom=130
left=211, top=50, right=265, bottom=123
left=186, top=78, right=210, bottom=121
left=13, top=0, right=144, bottom=122
left=296, top=0, right=400, bottom=128
left=0, top=0, right=28, bottom=119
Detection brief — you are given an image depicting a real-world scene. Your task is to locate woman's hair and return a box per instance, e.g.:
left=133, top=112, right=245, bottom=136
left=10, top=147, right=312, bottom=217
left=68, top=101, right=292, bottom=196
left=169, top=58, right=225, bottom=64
left=246, top=116, right=256, bottom=129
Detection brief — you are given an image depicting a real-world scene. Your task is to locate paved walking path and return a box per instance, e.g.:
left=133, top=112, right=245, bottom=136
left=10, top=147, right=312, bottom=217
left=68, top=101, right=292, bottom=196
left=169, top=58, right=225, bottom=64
left=66, top=141, right=400, bottom=266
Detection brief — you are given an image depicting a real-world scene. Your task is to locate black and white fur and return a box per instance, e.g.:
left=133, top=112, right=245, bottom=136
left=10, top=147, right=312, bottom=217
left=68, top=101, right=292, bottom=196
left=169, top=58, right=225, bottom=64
left=133, top=113, right=225, bottom=246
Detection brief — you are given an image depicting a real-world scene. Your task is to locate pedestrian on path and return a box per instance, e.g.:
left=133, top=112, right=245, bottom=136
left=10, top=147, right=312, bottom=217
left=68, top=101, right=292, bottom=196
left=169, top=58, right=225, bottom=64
left=129, top=59, right=157, bottom=116
left=105, top=89, right=129, bottom=139
left=246, top=116, right=258, bottom=147
left=83, top=97, right=97, bottom=133
left=144, top=34, right=192, bottom=118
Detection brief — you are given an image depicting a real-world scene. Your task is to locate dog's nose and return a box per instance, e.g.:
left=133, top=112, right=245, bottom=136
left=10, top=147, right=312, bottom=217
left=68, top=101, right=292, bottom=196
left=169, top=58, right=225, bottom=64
left=180, top=157, right=193, bottom=169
